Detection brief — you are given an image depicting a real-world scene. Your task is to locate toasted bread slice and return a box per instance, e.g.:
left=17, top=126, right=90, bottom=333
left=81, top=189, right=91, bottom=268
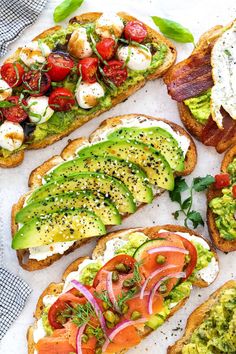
left=168, top=280, right=236, bottom=353
left=0, top=12, right=176, bottom=168
left=207, top=144, right=236, bottom=252
left=11, top=114, right=197, bottom=271
left=27, top=225, right=219, bottom=354
left=165, top=23, right=236, bottom=153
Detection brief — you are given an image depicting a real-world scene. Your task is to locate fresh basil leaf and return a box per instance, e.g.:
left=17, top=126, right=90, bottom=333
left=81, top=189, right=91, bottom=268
left=53, top=0, right=84, bottom=23
left=0, top=101, right=15, bottom=108
left=151, top=16, right=194, bottom=43
left=193, top=175, right=215, bottom=192
left=187, top=211, right=204, bottom=228
left=169, top=177, right=188, bottom=204
left=182, top=196, right=191, bottom=210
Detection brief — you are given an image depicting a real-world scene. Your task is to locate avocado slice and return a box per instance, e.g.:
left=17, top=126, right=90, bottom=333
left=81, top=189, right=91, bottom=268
left=27, top=172, right=136, bottom=214
left=16, top=191, right=121, bottom=226
left=107, top=127, right=185, bottom=172
left=12, top=209, right=106, bottom=250
left=45, top=156, right=153, bottom=204
left=77, top=139, right=174, bottom=191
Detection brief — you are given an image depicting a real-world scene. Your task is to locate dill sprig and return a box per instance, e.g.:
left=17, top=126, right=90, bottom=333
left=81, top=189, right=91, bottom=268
left=94, top=290, right=112, bottom=308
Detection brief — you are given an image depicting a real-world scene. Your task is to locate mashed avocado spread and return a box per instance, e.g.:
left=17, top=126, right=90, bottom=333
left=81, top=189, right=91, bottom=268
left=209, top=158, right=236, bottom=240
left=184, top=89, right=211, bottom=125
left=182, top=286, right=236, bottom=353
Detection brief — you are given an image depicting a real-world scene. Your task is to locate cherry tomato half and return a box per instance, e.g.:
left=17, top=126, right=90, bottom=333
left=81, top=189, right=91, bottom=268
left=124, top=20, right=148, bottom=43
left=22, top=71, right=51, bottom=96
left=96, top=38, right=117, bottom=60
left=214, top=173, right=230, bottom=189
left=103, top=60, right=127, bottom=87
left=2, top=96, right=28, bottom=123
left=47, top=53, right=74, bottom=82
left=49, top=87, right=75, bottom=111
left=78, top=57, right=98, bottom=83
left=1, top=63, right=25, bottom=87
left=232, top=185, right=236, bottom=198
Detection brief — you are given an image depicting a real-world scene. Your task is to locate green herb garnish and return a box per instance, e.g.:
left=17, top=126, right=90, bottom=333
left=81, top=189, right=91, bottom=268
left=53, top=0, right=84, bottom=23
left=94, top=290, right=112, bottom=308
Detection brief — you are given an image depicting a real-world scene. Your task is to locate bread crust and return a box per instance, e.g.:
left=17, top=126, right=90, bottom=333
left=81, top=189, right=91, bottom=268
left=167, top=280, right=236, bottom=353
left=11, top=114, right=197, bottom=270
left=27, top=225, right=219, bottom=354
left=165, top=23, right=236, bottom=153
left=207, top=144, right=236, bottom=252
left=0, top=12, right=176, bottom=168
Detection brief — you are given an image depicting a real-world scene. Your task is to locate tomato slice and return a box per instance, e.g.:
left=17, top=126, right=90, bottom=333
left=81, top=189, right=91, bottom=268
left=214, top=173, right=230, bottom=189
left=105, top=325, right=141, bottom=353
left=78, top=57, right=98, bottom=83
left=2, top=96, right=28, bottom=123
left=47, top=53, right=74, bottom=82
left=124, top=21, right=148, bottom=43
left=48, top=87, right=75, bottom=111
left=232, top=185, right=236, bottom=198
left=103, top=60, right=128, bottom=87
left=1, top=63, right=25, bottom=87
left=96, top=38, right=117, bottom=60
left=22, top=71, right=51, bottom=96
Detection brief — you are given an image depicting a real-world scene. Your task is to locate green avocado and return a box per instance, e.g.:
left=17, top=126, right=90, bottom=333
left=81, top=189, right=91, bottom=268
left=184, top=89, right=211, bottom=125
left=12, top=208, right=106, bottom=250
left=79, top=261, right=102, bottom=286
left=209, top=158, right=236, bottom=241
left=27, top=172, right=136, bottom=215
left=15, top=191, right=121, bottom=226
left=107, top=126, right=185, bottom=172
left=77, top=139, right=174, bottom=191
left=45, top=155, right=153, bottom=204
left=182, top=286, right=236, bottom=353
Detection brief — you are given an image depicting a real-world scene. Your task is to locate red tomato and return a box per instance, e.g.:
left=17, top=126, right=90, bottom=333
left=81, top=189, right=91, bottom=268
left=22, top=71, right=51, bottom=96
left=214, top=173, right=230, bottom=189
left=232, top=185, right=236, bottom=198
left=2, top=96, right=28, bottom=123
left=49, top=87, right=75, bottom=111
left=96, top=38, right=117, bottom=60
left=47, top=53, right=74, bottom=82
left=1, top=63, right=25, bottom=87
left=103, top=60, right=128, bottom=87
left=124, top=21, right=147, bottom=43
left=78, top=57, right=98, bottom=83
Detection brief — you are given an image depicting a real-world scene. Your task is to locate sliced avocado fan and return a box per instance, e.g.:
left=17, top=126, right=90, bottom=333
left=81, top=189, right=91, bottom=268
left=107, top=127, right=185, bottom=172
left=12, top=209, right=106, bottom=250
left=77, top=139, right=174, bottom=191
left=27, top=172, right=136, bottom=215
left=16, top=191, right=121, bottom=226
left=45, top=155, right=153, bottom=204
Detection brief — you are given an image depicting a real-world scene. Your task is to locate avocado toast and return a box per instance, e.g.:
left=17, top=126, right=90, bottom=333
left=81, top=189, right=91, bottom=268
left=11, top=114, right=197, bottom=270
left=27, top=225, right=219, bottom=354
left=207, top=144, right=236, bottom=252
left=168, top=280, right=236, bottom=353
left=0, top=12, right=176, bottom=168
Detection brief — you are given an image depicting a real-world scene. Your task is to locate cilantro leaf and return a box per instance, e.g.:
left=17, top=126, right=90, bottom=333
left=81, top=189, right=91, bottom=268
left=182, top=196, right=191, bottom=210
left=192, top=175, right=215, bottom=192
left=187, top=211, right=204, bottom=228
left=169, top=177, right=188, bottom=204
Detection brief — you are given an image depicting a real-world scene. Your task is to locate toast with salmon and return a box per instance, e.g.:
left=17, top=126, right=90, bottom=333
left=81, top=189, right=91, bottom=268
left=27, top=225, right=219, bottom=354
left=11, top=114, right=197, bottom=271
left=207, top=144, right=236, bottom=252
left=164, top=20, right=236, bottom=153
left=0, top=12, right=176, bottom=168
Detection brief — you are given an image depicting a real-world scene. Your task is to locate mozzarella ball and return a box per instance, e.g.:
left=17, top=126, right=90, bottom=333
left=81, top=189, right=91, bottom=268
left=27, top=96, right=54, bottom=124
left=0, top=79, right=12, bottom=101
left=68, top=27, right=93, bottom=59
left=117, top=45, right=152, bottom=71
left=0, top=121, right=24, bottom=151
left=75, top=82, right=105, bottom=109
left=95, top=13, right=124, bottom=38
left=19, top=41, right=51, bottom=67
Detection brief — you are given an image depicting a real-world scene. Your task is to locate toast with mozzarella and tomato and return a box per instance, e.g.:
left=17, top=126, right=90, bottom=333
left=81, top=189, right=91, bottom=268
left=164, top=19, right=236, bottom=153
left=27, top=225, right=219, bottom=354
left=11, top=114, right=197, bottom=271
left=207, top=144, right=236, bottom=252
left=0, top=12, right=176, bottom=168
left=168, top=280, right=236, bottom=353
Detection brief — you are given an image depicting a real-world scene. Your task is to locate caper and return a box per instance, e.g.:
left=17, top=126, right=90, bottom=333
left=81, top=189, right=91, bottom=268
left=112, top=270, right=119, bottom=282
left=81, top=334, right=88, bottom=343
left=104, top=310, right=116, bottom=323
left=115, top=263, right=127, bottom=273
left=156, top=255, right=166, bottom=264
left=121, top=303, right=129, bottom=314
left=106, top=320, right=115, bottom=328
left=114, top=313, right=120, bottom=324
left=102, top=301, right=110, bottom=310
left=131, top=311, right=141, bottom=320
left=95, top=348, right=102, bottom=354
left=123, top=279, right=134, bottom=288
left=159, top=284, right=167, bottom=294
left=85, top=326, right=94, bottom=336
